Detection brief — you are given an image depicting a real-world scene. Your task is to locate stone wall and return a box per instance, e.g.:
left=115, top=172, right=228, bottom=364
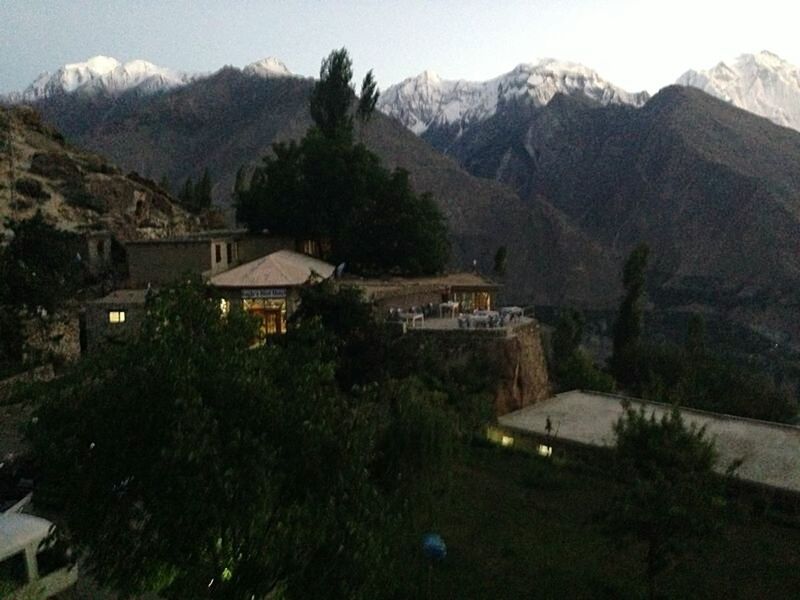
left=492, top=322, right=551, bottom=414
left=406, top=320, right=551, bottom=416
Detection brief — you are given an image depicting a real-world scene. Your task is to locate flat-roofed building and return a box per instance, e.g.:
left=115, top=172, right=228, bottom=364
left=209, top=250, right=335, bottom=335
left=347, top=272, right=501, bottom=315
left=497, top=390, right=800, bottom=495
left=125, top=230, right=296, bottom=287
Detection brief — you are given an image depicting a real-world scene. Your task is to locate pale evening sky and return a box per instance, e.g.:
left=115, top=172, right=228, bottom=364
left=1, top=0, right=798, bottom=95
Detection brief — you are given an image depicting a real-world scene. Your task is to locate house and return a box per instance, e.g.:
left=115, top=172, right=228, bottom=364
left=209, top=250, right=335, bottom=335
left=82, top=289, right=150, bottom=353
left=125, top=229, right=297, bottom=287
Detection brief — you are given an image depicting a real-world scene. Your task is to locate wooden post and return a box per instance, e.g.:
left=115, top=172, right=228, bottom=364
left=24, top=544, right=39, bottom=581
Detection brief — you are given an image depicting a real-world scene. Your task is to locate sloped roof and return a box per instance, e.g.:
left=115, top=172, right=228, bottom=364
left=89, top=289, right=150, bottom=305
left=209, top=250, right=335, bottom=288
left=0, top=513, right=53, bottom=561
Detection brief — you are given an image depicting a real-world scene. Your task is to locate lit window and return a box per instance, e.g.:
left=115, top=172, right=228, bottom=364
left=537, top=444, right=553, bottom=458
left=108, top=310, right=126, bottom=324
left=219, top=298, right=230, bottom=316
left=501, top=435, right=514, bottom=447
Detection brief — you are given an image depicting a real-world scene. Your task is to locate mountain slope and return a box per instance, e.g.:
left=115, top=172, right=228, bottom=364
left=0, top=105, right=194, bottom=241
left=421, top=85, right=800, bottom=341
left=377, top=59, right=649, bottom=134
left=678, top=51, right=800, bottom=132
left=24, top=68, right=618, bottom=305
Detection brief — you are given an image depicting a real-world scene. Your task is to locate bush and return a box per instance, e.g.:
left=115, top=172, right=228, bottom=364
left=61, top=182, right=106, bottom=213
left=14, top=177, right=50, bottom=200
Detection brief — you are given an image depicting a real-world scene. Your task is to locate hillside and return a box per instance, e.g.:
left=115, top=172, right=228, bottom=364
left=422, top=86, right=800, bottom=343
left=0, top=105, right=195, bottom=241
left=26, top=69, right=619, bottom=306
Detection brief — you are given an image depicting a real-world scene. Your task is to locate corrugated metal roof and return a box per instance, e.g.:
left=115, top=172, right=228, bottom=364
left=209, top=250, right=335, bottom=288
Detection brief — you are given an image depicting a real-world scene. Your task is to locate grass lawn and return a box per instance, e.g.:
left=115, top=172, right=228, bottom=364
left=404, top=444, right=800, bottom=599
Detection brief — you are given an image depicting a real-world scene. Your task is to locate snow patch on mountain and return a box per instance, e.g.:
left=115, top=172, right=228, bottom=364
left=677, top=51, right=800, bottom=132
left=242, top=57, right=293, bottom=78
left=378, top=58, right=650, bottom=134
left=11, top=55, right=193, bottom=101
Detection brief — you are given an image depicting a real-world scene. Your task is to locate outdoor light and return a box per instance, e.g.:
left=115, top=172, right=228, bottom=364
left=501, top=435, right=514, bottom=447
left=537, top=444, right=553, bottom=457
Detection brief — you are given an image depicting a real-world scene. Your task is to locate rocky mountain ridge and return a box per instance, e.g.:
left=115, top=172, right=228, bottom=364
left=2, top=55, right=296, bottom=103
left=0, top=105, right=196, bottom=241
left=377, top=58, right=649, bottom=134
left=677, top=51, right=800, bottom=132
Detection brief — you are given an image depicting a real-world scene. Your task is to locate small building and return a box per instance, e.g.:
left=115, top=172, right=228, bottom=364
left=125, top=230, right=297, bottom=287
left=82, top=289, right=149, bottom=353
left=126, top=230, right=243, bottom=287
left=347, top=272, right=501, bottom=316
left=209, top=250, right=335, bottom=335
left=496, top=390, right=800, bottom=496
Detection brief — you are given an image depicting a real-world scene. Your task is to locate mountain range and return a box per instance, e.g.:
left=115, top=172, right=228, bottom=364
left=7, top=51, right=800, bottom=133
left=7, top=51, right=800, bottom=346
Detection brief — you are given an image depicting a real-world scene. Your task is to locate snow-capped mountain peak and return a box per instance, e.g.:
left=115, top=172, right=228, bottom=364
left=242, top=57, right=293, bottom=78
left=15, top=55, right=192, bottom=101
left=378, top=58, right=649, bottom=135
left=677, top=51, right=800, bottom=131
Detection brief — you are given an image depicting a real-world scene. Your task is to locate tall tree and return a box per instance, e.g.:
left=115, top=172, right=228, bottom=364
left=608, top=403, right=728, bottom=600
left=610, top=243, right=649, bottom=388
left=309, top=48, right=355, bottom=140
left=179, top=176, right=194, bottom=209
left=195, top=167, right=213, bottom=210
left=356, top=70, right=379, bottom=125
left=236, top=49, right=449, bottom=276
left=492, top=245, right=507, bottom=277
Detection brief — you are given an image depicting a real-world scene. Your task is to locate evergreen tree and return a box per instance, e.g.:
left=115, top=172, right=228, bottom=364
left=236, top=49, right=449, bottom=276
left=493, top=246, right=507, bottom=277
left=195, top=168, right=213, bottom=210
left=357, top=70, right=379, bottom=125
left=551, top=308, right=615, bottom=393
left=309, top=48, right=355, bottom=140
left=179, top=176, right=194, bottom=209
left=233, top=166, right=249, bottom=196
left=610, top=243, right=649, bottom=389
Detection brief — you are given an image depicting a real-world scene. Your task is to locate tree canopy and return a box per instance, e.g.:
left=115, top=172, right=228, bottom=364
left=236, top=48, right=449, bottom=276
left=607, top=403, right=727, bottom=599
left=27, top=280, right=457, bottom=599
left=610, top=243, right=649, bottom=388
